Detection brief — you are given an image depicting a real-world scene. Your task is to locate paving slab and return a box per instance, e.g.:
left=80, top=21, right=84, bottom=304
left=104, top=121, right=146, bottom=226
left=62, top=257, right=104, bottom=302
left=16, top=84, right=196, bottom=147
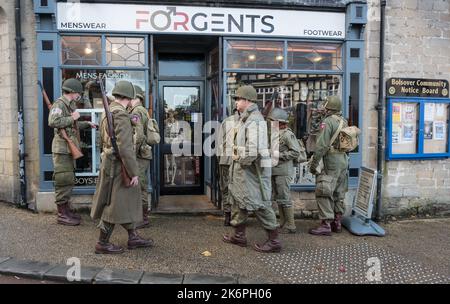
left=0, top=259, right=55, bottom=280
left=44, top=264, right=104, bottom=284
left=94, top=268, right=144, bottom=284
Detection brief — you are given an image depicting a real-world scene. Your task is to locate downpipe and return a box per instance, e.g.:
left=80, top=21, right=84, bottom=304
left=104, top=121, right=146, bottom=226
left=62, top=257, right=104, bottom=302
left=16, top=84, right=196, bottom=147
left=375, top=0, right=386, bottom=221
left=15, top=0, right=27, bottom=209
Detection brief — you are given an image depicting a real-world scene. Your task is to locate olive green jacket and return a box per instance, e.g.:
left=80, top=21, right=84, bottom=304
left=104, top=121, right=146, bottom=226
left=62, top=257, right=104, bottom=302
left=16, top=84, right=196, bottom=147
left=311, top=113, right=348, bottom=173
left=271, top=127, right=301, bottom=176
left=91, top=101, right=142, bottom=224
left=228, top=103, right=272, bottom=211
left=129, top=102, right=153, bottom=160
left=48, top=96, right=90, bottom=154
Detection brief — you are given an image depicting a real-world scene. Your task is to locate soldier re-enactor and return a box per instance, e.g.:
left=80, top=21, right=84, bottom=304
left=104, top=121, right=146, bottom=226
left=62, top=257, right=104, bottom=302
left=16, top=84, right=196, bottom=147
left=129, top=85, right=160, bottom=229
left=223, top=85, right=282, bottom=253
left=309, top=96, right=349, bottom=236
left=91, top=80, right=153, bottom=254
left=49, top=78, right=97, bottom=226
left=218, top=104, right=240, bottom=226
left=267, top=108, right=301, bottom=234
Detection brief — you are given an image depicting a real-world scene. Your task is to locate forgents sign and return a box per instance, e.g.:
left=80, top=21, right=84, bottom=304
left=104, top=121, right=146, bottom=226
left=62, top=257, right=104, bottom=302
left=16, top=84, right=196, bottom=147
left=56, top=3, right=346, bottom=39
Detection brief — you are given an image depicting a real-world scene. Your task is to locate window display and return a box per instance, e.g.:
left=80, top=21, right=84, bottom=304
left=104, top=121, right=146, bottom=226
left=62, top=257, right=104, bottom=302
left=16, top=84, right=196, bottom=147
left=226, top=72, right=342, bottom=186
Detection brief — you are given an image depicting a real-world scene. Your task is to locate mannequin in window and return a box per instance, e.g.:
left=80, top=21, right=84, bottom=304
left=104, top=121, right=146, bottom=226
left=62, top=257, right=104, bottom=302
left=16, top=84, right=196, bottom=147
left=164, top=110, right=179, bottom=185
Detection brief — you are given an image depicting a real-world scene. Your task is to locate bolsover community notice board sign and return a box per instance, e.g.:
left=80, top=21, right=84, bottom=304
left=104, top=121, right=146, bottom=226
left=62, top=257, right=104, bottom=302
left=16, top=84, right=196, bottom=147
left=57, top=2, right=346, bottom=39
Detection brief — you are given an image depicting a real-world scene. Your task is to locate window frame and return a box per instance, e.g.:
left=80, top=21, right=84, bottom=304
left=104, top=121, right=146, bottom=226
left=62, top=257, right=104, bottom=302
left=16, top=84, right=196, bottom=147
left=223, top=37, right=345, bottom=191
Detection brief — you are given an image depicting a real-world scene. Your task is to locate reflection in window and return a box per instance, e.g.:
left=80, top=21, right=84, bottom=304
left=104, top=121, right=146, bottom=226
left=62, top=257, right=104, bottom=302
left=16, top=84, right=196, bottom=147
left=287, top=42, right=342, bottom=71
left=163, top=86, right=200, bottom=144
left=61, top=69, right=146, bottom=109
left=106, top=37, right=145, bottom=67
left=164, top=155, right=201, bottom=187
left=227, top=40, right=284, bottom=69
left=61, top=36, right=102, bottom=66
left=226, top=72, right=342, bottom=186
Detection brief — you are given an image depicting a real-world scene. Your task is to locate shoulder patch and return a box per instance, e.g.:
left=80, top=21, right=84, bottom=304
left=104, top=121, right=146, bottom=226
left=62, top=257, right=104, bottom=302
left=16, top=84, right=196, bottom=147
left=320, top=122, right=326, bottom=130
left=50, top=108, right=63, bottom=116
left=131, top=114, right=140, bottom=124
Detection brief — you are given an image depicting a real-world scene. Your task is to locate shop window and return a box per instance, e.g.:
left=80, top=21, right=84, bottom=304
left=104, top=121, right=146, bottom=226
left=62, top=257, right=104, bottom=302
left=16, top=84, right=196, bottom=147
left=226, top=40, right=284, bottom=69
left=226, top=72, right=342, bottom=186
left=60, top=68, right=146, bottom=185
left=61, top=36, right=102, bottom=66
left=287, top=42, right=342, bottom=71
left=387, top=99, right=450, bottom=159
left=105, top=36, right=145, bottom=67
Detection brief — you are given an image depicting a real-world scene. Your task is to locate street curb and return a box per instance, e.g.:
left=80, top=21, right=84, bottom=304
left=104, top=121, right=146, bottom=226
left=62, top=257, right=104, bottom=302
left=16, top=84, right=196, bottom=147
left=0, top=257, right=260, bottom=284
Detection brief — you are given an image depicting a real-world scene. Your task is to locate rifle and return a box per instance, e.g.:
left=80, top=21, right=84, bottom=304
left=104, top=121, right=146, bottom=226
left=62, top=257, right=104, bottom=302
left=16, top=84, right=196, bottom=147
left=38, top=80, right=84, bottom=160
left=262, top=90, right=279, bottom=118
left=98, top=80, right=132, bottom=187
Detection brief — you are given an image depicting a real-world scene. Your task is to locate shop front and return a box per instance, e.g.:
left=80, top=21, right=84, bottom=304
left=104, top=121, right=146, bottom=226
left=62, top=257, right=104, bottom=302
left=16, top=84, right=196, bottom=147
left=34, top=0, right=367, bottom=212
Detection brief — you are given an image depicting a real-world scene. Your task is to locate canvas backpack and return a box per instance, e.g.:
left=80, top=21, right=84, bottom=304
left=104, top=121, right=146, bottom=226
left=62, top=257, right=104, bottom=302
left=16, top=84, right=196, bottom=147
left=331, top=115, right=361, bottom=152
left=146, top=117, right=160, bottom=145
left=294, top=138, right=308, bottom=165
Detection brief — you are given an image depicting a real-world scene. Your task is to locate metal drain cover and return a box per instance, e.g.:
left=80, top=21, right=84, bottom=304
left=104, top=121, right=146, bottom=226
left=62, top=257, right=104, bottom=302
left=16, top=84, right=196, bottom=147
left=259, top=243, right=449, bottom=284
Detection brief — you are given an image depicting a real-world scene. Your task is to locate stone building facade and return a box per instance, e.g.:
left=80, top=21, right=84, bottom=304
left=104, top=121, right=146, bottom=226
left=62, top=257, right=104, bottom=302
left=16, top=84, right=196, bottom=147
left=0, top=0, right=449, bottom=218
left=0, top=0, right=39, bottom=205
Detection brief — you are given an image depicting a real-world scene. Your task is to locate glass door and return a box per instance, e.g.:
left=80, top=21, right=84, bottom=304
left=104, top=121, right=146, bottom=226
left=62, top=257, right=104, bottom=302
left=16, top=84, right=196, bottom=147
left=159, top=81, right=204, bottom=195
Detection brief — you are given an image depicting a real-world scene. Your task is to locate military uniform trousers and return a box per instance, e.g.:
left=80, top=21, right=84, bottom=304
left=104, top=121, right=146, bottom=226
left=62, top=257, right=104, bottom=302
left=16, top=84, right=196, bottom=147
left=52, top=153, right=75, bottom=206
left=219, top=164, right=231, bottom=213
left=272, top=175, right=293, bottom=208
left=315, top=167, right=348, bottom=220
left=229, top=193, right=278, bottom=231
left=137, top=158, right=150, bottom=210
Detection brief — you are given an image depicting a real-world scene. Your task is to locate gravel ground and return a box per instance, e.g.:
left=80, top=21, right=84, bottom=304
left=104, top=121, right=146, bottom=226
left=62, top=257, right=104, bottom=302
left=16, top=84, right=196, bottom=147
left=0, top=202, right=449, bottom=283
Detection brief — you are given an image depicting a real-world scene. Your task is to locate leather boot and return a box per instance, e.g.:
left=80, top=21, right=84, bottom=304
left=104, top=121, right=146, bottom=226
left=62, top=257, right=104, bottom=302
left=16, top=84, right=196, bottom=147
left=127, top=229, right=154, bottom=249
left=223, top=224, right=247, bottom=247
left=280, top=207, right=296, bottom=234
left=95, top=228, right=124, bottom=254
left=330, top=213, right=343, bottom=233
left=224, top=212, right=231, bottom=226
left=309, top=220, right=332, bottom=236
left=277, top=205, right=285, bottom=228
left=253, top=229, right=282, bottom=253
left=66, top=202, right=81, bottom=220
left=136, top=207, right=150, bottom=229
left=57, top=203, right=80, bottom=226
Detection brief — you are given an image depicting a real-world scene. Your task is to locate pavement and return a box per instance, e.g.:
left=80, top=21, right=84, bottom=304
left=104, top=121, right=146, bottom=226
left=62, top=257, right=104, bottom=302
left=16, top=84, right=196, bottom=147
left=0, top=202, right=449, bottom=284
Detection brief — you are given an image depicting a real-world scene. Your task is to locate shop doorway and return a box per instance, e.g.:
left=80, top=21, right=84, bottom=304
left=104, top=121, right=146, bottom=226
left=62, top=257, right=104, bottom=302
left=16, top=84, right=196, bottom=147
left=158, top=80, right=204, bottom=196
left=152, top=36, right=221, bottom=211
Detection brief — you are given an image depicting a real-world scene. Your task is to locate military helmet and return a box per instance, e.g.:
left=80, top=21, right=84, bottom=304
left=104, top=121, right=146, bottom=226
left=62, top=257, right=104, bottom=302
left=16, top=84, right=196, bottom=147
left=324, top=95, right=342, bottom=111
left=232, top=85, right=257, bottom=102
left=134, top=85, right=144, bottom=101
left=62, top=78, right=83, bottom=94
left=267, top=107, right=289, bottom=123
left=112, top=80, right=135, bottom=99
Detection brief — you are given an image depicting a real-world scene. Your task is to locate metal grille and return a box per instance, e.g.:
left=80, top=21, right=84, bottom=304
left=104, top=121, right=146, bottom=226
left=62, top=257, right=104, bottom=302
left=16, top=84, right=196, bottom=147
left=259, top=243, right=449, bottom=284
